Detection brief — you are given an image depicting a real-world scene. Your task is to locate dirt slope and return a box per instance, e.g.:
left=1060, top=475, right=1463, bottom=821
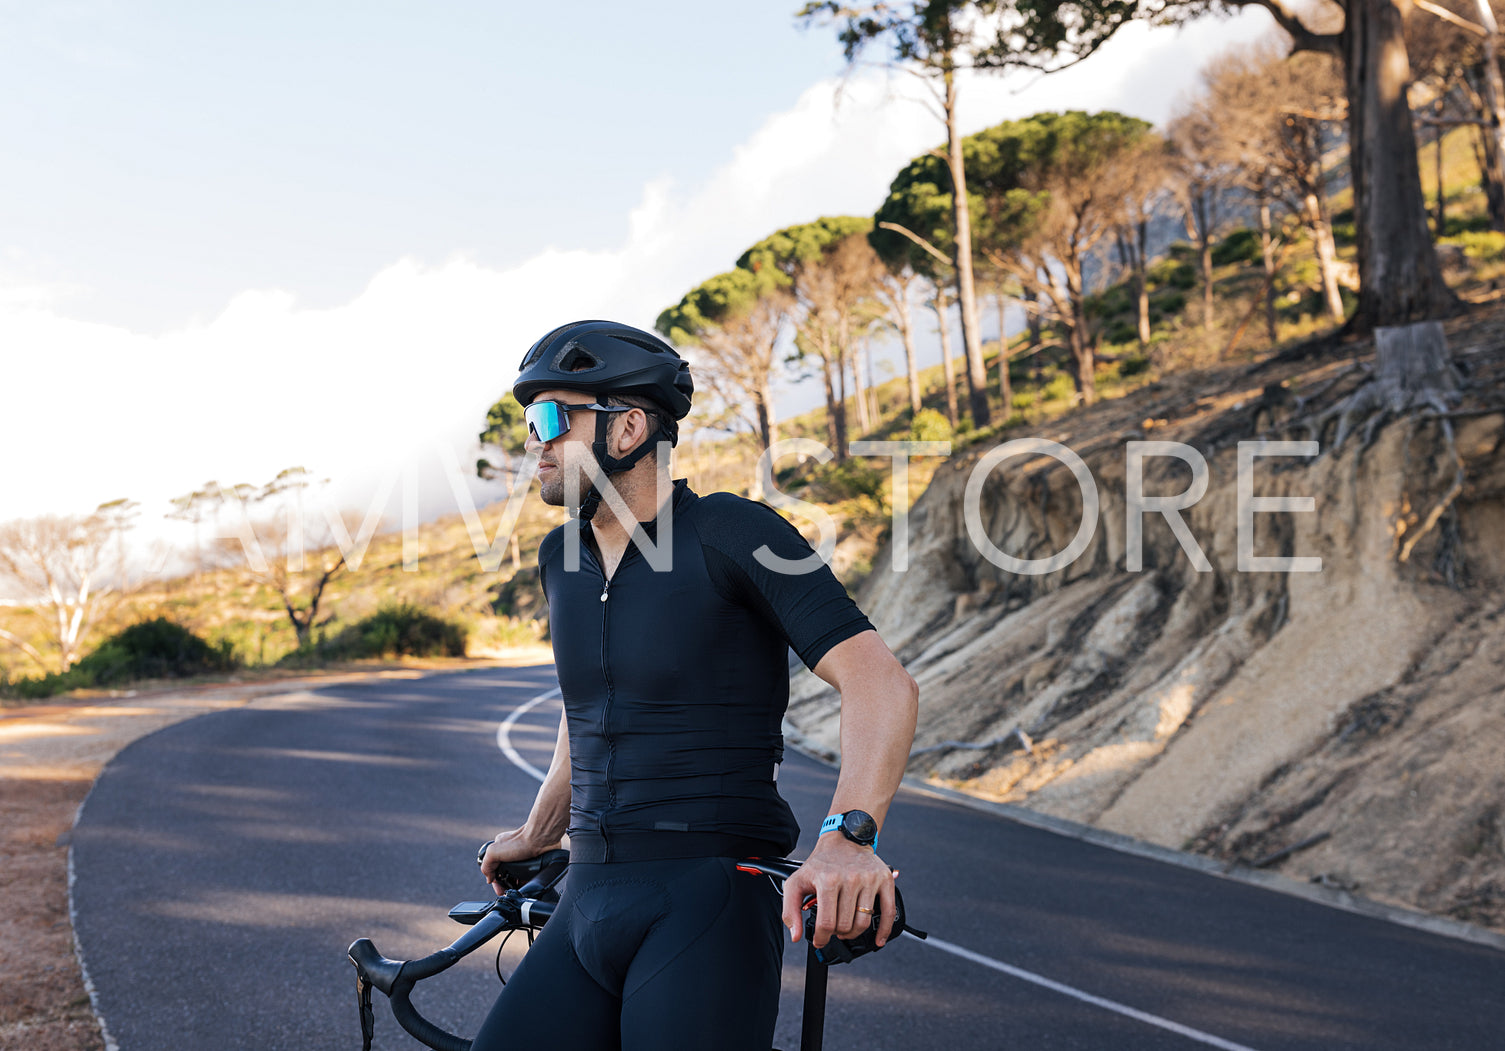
left=786, top=304, right=1505, bottom=932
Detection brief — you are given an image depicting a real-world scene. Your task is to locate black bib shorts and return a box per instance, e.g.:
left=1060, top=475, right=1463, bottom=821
left=471, top=857, right=783, bottom=1051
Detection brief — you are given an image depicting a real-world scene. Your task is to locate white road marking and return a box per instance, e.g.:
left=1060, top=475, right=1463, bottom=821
left=911, top=934, right=1262, bottom=1050
left=495, top=686, right=559, bottom=782
left=496, top=686, right=1262, bottom=1051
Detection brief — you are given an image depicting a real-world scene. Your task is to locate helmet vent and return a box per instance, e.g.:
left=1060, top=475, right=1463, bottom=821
left=553, top=343, right=605, bottom=374
left=615, top=334, right=677, bottom=357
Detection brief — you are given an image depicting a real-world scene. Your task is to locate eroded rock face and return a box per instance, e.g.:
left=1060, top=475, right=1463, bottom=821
left=786, top=396, right=1505, bottom=930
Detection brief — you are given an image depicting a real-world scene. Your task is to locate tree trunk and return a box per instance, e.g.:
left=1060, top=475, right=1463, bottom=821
left=1303, top=135, right=1346, bottom=322
left=1474, top=118, right=1505, bottom=232
left=820, top=357, right=840, bottom=455
left=1342, top=0, right=1459, bottom=336
left=851, top=354, right=872, bottom=434
left=1195, top=193, right=1215, bottom=333
left=754, top=384, right=775, bottom=452
left=995, top=290, right=1012, bottom=411
left=1474, top=0, right=1505, bottom=233
left=1259, top=195, right=1278, bottom=344
left=1065, top=262, right=1096, bottom=406
left=1431, top=99, right=1446, bottom=236
left=944, top=69, right=991, bottom=430
left=833, top=352, right=849, bottom=457
left=1135, top=220, right=1151, bottom=346
left=933, top=288, right=959, bottom=426
left=1372, top=321, right=1459, bottom=407
left=1068, top=305, right=1095, bottom=406
left=897, top=287, right=922, bottom=415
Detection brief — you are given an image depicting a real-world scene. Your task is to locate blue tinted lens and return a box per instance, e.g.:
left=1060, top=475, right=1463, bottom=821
left=525, top=402, right=568, bottom=442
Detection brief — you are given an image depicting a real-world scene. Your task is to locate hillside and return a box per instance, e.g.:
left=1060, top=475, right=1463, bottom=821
left=786, top=298, right=1505, bottom=933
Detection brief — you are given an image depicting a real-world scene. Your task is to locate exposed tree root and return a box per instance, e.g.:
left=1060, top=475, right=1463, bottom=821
left=1398, top=414, right=1466, bottom=565
left=1259, top=321, right=1468, bottom=572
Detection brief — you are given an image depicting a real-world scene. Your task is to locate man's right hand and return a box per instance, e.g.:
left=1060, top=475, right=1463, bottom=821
left=479, top=827, right=562, bottom=894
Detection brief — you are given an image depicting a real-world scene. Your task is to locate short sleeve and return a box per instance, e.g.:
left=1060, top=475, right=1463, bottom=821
left=537, top=525, right=566, bottom=593
left=695, top=494, right=874, bottom=670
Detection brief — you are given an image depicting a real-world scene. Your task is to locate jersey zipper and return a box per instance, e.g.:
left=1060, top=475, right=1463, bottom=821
left=587, top=541, right=618, bottom=862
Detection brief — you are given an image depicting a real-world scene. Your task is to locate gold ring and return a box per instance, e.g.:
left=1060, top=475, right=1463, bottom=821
left=857, top=906, right=873, bottom=913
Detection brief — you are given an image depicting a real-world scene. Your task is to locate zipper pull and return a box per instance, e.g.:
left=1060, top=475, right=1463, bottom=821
left=600, top=581, right=609, bottom=602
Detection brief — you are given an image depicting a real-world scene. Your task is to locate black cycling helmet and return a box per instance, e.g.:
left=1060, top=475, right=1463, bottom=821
left=513, top=320, right=693, bottom=522
left=512, top=320, right=694, bottom=420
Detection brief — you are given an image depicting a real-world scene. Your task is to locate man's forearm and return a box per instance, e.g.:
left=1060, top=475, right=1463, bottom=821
left=520, top=711, right=572, bottom=847
left=813, top=632, right=919, bottom=835
left=828, top=671, right=918, bottom=832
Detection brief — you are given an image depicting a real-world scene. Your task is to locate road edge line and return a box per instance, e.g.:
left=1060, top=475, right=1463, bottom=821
left=781, top=726, right=1505, bottom=955
left=496, top=686, right=560, bottom=782
left=67, top=783, right=119, bottom=1051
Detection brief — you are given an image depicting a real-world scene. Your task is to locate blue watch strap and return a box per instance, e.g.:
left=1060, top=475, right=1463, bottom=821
left=820, top=812, right=878, bottom=850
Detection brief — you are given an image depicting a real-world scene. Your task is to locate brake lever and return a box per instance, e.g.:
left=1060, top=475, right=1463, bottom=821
left=356, top=970, right=374, bottom=1051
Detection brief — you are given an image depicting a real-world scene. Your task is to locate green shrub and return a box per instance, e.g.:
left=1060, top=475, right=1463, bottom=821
left=84, top=619, right=235, bottom=683
left=1212, top=227, right=1261, bottom=266
left=909, top=408, right=953, bottom=444
left=323, top=603, right=468, bottom=660
left=1042, top=373, right=1076, bottom=402
left=491, top=567, right=545, bottom=620
left=4, top=619, right=234, bottom=699
left=1103, top=320, right=1138, bottom=346
left=1443, top=230, right=1505, bottom=262
left=1119, top=353, right=1150, bottom=378
left=1442, top=213, right=1493, bottom=238
left=1148, top=258, right=1196, bottom=290
left=1152, top=291, right=1186, bottom=318
left=1085, top=284, right=1131, bottom=318
left=1330, top=207, right=1356, bottom=246
left=810, top=458, right=888, bottom=504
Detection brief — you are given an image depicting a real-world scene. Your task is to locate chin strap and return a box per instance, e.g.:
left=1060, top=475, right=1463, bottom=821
left=574, top=413, right=670, bottom=523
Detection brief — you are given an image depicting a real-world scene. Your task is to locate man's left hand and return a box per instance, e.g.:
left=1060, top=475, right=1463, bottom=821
left=781, top=834, right=896, bottom=949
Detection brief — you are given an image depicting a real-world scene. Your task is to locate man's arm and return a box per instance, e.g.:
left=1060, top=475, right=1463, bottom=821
left=480, top=709, right=571, bottom=893
left=782, top=629, right=918, bottom=949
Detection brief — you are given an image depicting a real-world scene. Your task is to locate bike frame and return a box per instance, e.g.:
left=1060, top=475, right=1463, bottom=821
left=349, top=852, right=922, bottom=1051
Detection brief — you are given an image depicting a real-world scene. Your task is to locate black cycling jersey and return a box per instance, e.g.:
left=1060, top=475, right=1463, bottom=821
left=538, top=479, right=874, bottom=863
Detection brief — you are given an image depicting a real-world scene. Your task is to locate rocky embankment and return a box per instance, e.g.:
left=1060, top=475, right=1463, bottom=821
left=787, top=307, right=1505, bottom=932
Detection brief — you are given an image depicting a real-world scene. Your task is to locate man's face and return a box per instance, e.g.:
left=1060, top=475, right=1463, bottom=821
left=524, top=388, right=608, bottom=508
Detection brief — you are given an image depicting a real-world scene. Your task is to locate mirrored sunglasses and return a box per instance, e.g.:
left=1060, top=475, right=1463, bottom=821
left=523, top=401, right=626, bottom=443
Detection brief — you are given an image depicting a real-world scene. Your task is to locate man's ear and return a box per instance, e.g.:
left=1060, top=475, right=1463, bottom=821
left=612, top=408, right=648, bottom=456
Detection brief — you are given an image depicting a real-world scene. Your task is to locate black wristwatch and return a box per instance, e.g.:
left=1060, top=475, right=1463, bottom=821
left=820, top=809, right=878, bottom=848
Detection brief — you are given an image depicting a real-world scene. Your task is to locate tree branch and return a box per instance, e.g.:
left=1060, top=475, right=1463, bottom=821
left=877, top=221, right=953, bottom=266
left=1413, top=0, right=1487, bottom=36
left=1243, top=0, right=1342, bottom=55
left=0, top=625, right=47, bottom=669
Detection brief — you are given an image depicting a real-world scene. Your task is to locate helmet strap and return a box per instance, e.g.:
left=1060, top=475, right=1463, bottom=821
left=574, top=412, right=668, bottom=523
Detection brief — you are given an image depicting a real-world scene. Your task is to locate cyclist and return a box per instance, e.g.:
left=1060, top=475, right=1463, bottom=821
left=476, top=320, right=918, bottom=1051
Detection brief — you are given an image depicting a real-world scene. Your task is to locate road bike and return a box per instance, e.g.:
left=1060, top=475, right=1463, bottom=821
left=349, top=848, right=926, bottom=1051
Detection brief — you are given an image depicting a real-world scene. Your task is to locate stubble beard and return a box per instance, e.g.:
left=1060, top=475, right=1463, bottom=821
left=539, top=460, right=590, bottom=511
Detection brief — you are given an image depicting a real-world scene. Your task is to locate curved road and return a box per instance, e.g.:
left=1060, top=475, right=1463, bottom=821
left=72, top=667, right=1505, bottom=1050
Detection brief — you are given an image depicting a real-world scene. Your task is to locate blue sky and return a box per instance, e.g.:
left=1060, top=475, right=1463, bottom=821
left=2, top=1, right=846, bottom=330
left=0, top=2, right=1276, bottom=542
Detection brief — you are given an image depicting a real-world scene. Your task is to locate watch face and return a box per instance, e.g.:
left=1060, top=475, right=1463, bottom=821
left=842, top=810, right=878, bottom=845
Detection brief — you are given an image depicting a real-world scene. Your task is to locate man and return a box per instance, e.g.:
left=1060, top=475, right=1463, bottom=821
left=476, top=320, right=917, bottom=1051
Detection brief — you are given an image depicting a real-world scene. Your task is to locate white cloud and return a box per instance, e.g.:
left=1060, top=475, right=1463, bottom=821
left=0, top=8, right=1273, bottom=539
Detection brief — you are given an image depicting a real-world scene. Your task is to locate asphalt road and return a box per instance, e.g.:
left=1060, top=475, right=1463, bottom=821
left=72, top=666, right=1505, bottom=1050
